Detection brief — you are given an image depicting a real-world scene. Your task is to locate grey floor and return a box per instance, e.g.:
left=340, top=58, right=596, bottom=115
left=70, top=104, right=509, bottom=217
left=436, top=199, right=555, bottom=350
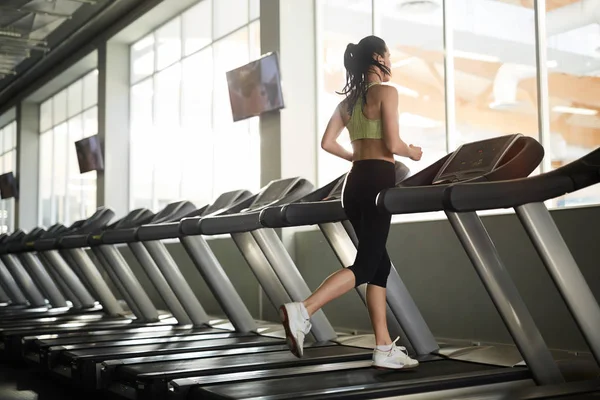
left=0, top=361, right=106, bottom=400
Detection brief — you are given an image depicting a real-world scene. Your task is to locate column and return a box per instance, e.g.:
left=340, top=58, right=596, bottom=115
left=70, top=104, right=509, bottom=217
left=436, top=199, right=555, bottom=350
left=97, top=42, right=130, bottom=218
left=16, top=103, right=39, bottom=230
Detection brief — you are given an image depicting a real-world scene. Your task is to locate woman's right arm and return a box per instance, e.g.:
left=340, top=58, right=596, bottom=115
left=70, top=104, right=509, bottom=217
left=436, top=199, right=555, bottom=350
left=381, top=86, right=422, bottom=161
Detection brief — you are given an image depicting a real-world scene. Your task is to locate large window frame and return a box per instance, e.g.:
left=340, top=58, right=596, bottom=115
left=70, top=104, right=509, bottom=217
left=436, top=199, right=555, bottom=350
left=38, top=70, right=99, bottom=227
left=316, top=0, right=600, bottom=219
left=129, top=0, right=261, bottom=212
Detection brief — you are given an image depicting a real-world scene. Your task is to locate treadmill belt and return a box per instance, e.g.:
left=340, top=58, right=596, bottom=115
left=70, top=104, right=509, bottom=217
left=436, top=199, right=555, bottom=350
left=64, top=335, right=285, bottom=359
left=121, top=345, right=371, bottom=380
left=194, top=360, right=531, bottom=400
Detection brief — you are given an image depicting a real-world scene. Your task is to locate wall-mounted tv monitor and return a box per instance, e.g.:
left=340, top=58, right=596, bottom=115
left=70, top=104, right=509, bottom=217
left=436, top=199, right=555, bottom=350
left=0, top=172, right=18, bottom=200
left=75, top=134, right=104, bottom=174
left=226, top=52, right=285, bottom=122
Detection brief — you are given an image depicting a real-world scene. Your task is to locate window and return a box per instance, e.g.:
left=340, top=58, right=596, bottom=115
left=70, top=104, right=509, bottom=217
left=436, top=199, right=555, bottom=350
left=129, top=0, right=260, bottom=212
left=39, top=70, right=98, bottom=227
left=544, top=2, right=600, bottom=208
left=317, top=0, right=594, bottom=220
left=0, top=121, right=17, bottom=233
left=317, top=0, right=373, bottom=188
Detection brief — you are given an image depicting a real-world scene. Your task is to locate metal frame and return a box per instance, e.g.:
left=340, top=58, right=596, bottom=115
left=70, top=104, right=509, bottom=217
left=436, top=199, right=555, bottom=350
left=18, top=251, right=67, bottom=308
left=91, top=247, right=142, bottom=318
left=0, top=254, right=46, bottom=307
left=446, top=210, right=564, bottom=386
left=180, top=235, right=257, bottom=333
left=0, top=259, right=27, bottom=305
left=65, top=248, right=123, bottom=316
left=516, top=202, right=600, bottom=366
left=128, top=242, right=192, bottom=325
left=140, top=240, right=209, bottom=325
left=251, top=228, right=337, bottom=342
left=96, top=244, right=159, bottom=322
left=40, top=250, right=96, bottom=309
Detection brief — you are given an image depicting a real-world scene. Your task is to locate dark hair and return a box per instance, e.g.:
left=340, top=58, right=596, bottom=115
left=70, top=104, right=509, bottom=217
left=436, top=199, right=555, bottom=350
left=337, top=35, right=390, bottom=114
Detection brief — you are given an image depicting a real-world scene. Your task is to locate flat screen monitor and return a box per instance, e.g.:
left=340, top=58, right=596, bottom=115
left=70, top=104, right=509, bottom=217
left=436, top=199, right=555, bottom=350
left=0, top=172, right=18, bottom=200
left=226, top=52, right=285, bottom=122
left=75, top=135, right=104, bottom=174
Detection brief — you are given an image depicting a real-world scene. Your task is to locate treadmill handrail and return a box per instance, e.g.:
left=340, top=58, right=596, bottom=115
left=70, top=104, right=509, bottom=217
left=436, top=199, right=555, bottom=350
left=446, top=147, right=600, bottom=212
left=378, top=136, right=544, bottom=214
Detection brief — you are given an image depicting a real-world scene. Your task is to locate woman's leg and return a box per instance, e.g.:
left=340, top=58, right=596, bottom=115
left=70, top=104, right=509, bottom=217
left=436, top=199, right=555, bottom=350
left=303, top=268, right=355, bottom=317
left=368, top=252, right=393, bottom=346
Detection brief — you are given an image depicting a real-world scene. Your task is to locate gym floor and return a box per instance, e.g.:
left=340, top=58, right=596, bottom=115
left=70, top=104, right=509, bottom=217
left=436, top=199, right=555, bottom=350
left=0, top=361, right=106, bottom=400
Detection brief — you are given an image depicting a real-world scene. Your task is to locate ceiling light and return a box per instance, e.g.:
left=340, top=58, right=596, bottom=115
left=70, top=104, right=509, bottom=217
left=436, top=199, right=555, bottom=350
left=552, top=106, right=598, bottom=116
left=453, top=50, right=500, bottom=63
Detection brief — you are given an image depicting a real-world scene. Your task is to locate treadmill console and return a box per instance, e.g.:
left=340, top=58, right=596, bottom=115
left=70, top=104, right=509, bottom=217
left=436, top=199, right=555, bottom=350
left=433, top=134, right=521, bottom=185
left=250, top=178, right=308, bottom=210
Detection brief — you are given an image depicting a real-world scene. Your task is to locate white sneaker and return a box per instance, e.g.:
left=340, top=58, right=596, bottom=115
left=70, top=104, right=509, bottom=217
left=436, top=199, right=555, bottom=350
left=279, top=302, right=312, bottom=358
left=372, top=337, right=419, bottom=370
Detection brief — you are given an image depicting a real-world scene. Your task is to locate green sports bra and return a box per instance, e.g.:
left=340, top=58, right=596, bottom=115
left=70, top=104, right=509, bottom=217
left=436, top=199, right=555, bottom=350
left=346, top=82, right=383, bottom=142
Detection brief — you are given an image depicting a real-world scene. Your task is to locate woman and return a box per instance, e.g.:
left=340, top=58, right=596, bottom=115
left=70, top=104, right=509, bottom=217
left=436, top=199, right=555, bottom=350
left=279, top=35, right=422, bottom=370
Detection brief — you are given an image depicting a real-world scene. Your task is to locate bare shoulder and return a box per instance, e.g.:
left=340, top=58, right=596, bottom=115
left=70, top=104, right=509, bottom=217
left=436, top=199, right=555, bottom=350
left=337, top=99, right=351, bottom=120
left=376, top=84, right=398, bottom=99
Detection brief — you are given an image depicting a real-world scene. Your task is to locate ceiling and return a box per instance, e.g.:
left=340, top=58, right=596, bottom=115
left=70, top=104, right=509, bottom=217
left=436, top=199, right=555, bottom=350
left=0, top=0, right=157, bottom=113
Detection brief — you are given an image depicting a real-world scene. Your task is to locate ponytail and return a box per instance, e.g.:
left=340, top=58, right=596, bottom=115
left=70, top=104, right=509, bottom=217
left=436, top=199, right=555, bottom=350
left=336, top=36, right=390, bottom=114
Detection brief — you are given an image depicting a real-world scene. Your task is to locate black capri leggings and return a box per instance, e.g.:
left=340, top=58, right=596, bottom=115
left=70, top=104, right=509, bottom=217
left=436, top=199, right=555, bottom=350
left=341, top=159, right=395, bottom=288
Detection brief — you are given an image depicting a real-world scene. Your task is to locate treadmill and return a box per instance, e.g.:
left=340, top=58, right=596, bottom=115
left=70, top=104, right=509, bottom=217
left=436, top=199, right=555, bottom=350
left=173, top=134, right=567, bottom=400
left=17, top=202, right=214, bottom=365
left=39, top=194, right=288, bottom=389
left=0, top=207, right=177, bottom=361
left=93, top=177, right=372, bottom=400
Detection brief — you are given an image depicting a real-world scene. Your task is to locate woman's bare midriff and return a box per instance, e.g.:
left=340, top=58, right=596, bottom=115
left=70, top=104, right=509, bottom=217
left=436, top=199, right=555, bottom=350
left=351, top=139, right=395, bottom=164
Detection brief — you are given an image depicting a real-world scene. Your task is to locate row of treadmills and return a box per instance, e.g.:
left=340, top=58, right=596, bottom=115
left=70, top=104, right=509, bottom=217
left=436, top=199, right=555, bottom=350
left=0, top=133, right=599, bottom=400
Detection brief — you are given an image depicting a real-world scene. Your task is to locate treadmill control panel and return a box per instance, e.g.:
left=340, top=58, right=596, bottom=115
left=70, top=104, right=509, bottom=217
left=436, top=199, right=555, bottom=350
left=433, top=134, right=520, bottom=185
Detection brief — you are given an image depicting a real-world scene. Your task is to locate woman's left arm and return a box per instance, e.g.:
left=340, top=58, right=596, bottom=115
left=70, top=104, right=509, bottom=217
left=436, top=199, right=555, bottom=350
left=321, top=105, right=353, bottom=162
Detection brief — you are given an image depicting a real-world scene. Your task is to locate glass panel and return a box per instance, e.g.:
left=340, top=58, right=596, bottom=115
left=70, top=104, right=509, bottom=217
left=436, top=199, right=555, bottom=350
left=181, top=48, right=215, bottom=206
left=131, top=34, right=155, bottom=83
left=52, top=90, right=68, bottom=125
left=452, top=1, right=538, bottom=146
left=154, top=63, right=181, bottom=129
left=0, top=155, right=4, bottom=174
left=83, top=106, right=98, bottom=138
left=212, top=28, right=259, bottom=196
left=68, top=115, right=84, bottom=223
left=249, top=20, right=260, bottom=60
left=4, top=121, right=14, bottom=151
left=67, top=79, right=83, bottom=117
left=156, top=18, right=182, bottom=71
left=53, top=123, right=68, bottom=223
left=317, top=0, right=373, bottom=187
left=545, top=5, right=600, bottom=208
left=0, top=127, right=4, bottom=155
left=213, top=0, right=248, bottom=39
left=131, top=79, right=154, bottom=139
left=3, top=152, right=12, bottom=174
left=154, top=63, right=183, bottom=209
left=130, top=79, right=155, bottom=210
left=39, top=130, right=54, bottom=227
left=381, top=0, right=446, bottom=177
left=213, top=28, right=250, bottom=132
left=183, top=0, right=212, bottom=56
left=83, top=70, right=98, bottom=109
left=81, top=171, right=97, bottom=218
left=40, top=100, right=53, bottom=132
left=250, top=0, right=260, bottom=21
left=181, top=48, right=212, bottom=132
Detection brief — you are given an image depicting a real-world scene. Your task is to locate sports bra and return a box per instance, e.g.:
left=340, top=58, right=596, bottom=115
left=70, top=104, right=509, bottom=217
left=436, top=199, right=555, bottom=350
left=346, top=82, right=383, bottom=142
